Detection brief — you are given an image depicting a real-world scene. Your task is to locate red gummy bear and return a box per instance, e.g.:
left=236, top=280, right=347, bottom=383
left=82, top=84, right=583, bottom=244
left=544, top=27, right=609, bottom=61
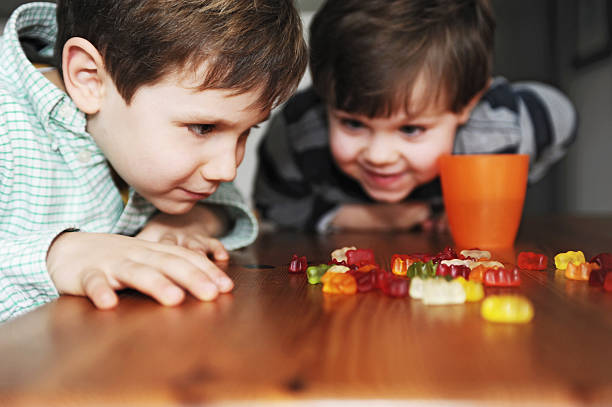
left=517, top=251, right=547, bottom=271
left=288, top=254, right=308, bottom=273
left=437, top=262, right=470, bottom=279
left=346, top=249, right=376, bottom=267
left=483, top=267, right=521, bottom=287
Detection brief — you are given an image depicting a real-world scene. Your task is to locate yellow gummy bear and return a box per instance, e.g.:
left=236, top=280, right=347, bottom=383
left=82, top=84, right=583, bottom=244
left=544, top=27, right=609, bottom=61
left=454, top=277, right=484, bottom=302
left=554, top=251, right=586, bottom=270
left=481, top=295, right=534, bottom=323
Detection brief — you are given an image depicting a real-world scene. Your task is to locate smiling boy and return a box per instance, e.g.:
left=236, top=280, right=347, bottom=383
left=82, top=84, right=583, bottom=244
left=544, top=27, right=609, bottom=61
left=254, top=0, right=576, bottom=232
left=0, top=0, right=307, bottom=321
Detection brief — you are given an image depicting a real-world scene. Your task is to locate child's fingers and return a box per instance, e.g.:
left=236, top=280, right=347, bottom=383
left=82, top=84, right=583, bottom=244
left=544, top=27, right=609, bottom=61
left=421, top=218, right=434, bottom=232
left=154, top=243, right=234, bottom=294
left=81, top=269, right=118, bottom=309
left=420, top=213, right=449, bottom=234
left=436, top=214, right=449, bottom=233
left=153, top=253, right=227, bottom=299
left=114, top=263, right=185, bottom=306
left=186, top=237, right=229, bottom=262
left=407, top=202, right=431, bottom=225
left=158, top=233, right=179, bottom=246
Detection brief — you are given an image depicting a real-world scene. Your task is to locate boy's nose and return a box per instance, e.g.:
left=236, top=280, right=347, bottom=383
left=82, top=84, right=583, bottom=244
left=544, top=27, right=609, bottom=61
left=364, top=135, right=399, bottom=165
left=200, top=151, right=237, bottom=183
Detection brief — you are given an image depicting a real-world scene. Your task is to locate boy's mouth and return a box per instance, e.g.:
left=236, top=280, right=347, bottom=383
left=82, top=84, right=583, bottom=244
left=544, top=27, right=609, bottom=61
left=179, top=187, right=214, bottom=200
left=362, top=169, right=405, bottom=188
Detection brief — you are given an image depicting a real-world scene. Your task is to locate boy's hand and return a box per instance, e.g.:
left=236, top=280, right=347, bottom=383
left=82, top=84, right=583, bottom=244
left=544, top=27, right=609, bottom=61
left=136, top=204, right=229, bottom=262
left=332, top=202, right=432, bottom=231
left=421, top=212, right=449, bottom=234
left=46, top=231, right=234, bottom=310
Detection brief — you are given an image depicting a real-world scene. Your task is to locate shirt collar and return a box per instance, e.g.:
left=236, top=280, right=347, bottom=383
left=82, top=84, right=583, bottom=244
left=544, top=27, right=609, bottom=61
left=3, top=2, right=87, bottom=136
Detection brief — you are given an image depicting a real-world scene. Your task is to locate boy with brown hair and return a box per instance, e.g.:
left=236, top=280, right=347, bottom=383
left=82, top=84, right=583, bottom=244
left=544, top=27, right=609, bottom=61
left=254, top=0, right=576, bottom=232
left=0, top=0, right=307, bottom=321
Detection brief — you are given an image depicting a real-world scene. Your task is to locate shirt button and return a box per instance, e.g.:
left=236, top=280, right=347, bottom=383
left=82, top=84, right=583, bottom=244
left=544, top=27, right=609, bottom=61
left=77, top=150, right=91, bottom=163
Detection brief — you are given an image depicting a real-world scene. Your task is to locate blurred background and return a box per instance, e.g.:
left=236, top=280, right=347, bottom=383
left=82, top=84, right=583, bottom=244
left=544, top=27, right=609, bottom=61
left=2, top=0, right=610, bottom=217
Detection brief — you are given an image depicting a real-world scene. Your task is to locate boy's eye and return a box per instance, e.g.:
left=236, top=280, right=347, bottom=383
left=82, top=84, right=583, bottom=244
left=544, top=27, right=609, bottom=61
left=400, top=125, right=425, bottom=136
left=188, top=124, right=215, bottom=136
left=340, top=118, right=365, bottom=130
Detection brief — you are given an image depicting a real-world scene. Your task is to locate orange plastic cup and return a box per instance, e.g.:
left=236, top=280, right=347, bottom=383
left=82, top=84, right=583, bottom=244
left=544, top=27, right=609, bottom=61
left=439, top=154, right=529, bottom=249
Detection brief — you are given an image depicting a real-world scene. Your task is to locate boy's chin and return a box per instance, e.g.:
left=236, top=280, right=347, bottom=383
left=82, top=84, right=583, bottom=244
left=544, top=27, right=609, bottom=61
left=152, top=200, right=196, bottom=215
left=365, top=188, right=411, bottom=203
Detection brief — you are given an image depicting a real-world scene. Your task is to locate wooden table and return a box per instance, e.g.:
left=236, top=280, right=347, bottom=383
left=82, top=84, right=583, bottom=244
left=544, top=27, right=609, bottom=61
left=2, top=216, right=612, bottom=406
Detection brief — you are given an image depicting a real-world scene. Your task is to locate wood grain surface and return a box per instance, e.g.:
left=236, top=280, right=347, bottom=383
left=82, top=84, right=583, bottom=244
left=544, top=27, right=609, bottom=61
left=1, top=216, right=612, bottom=406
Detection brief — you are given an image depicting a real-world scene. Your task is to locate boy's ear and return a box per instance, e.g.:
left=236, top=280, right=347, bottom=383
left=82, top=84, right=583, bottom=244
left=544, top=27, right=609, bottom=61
left=457, top=78, right=492, bottom=124
left=61, top=37, right=107, bottom=115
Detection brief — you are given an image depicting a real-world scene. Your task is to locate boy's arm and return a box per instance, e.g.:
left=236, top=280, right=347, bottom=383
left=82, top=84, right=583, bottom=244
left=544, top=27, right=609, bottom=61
left=199, top=182, right=258, bottom=250
left=511, top=81, right=577, bottom=182
left=456, top=78, right=578, bottom=183
left=0, top=118, right=60, bottom=321
left=0, top=228, right=71, bottom=322
left=330, top=203, right=432, bottom=231
left=137, top=182, right=256, bottom=253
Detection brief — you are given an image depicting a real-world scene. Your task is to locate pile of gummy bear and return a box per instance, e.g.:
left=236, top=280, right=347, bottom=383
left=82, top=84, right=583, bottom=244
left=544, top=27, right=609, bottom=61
left=287, top=248, right=612, bottom=324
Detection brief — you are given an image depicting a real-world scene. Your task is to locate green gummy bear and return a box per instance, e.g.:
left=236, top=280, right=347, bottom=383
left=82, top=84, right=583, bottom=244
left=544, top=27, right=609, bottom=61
left=407, top=260, right=437, bottom=279
left=306, top=264, right=331, bottom=284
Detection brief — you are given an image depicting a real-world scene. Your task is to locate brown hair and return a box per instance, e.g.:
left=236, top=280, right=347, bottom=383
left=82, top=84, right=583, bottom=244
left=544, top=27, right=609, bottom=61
left=309, top=0, right=495, bottom=117
left=55, top=0, right=308, bottom=110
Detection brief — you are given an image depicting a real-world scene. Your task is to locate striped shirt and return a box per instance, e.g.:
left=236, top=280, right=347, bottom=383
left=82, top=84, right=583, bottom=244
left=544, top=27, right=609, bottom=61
left=0, top=3, right=258, bottom=322
left=254, top=79, right=577, bottom=231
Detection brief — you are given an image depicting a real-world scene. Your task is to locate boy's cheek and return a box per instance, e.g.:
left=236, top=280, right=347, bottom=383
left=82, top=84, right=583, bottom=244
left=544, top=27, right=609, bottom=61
left=329, top=135, right=359, bottom=165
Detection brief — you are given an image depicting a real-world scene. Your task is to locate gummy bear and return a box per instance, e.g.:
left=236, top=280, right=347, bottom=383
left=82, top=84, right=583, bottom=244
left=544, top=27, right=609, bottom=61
left=436, top=262, right=470, bottom=280
left=565, top=262, right=599, bottom=281
left=379, top=273, right=410, bottom=298
left=454, top=277, right=484, bottom=302
left=306, top=264, right=331, bottom=284
left=469, top=264, right=501, bottom=283
left=589, top=269, right=608, bottom=287
left=353, top=270, right=376, bottom=292
left=591, top=253, right=612, bottom=271
left=322, top=273, right=357, bottom=295
left=330, top=246, right=357, bottom=263
left=346, top=249, right=376, bottom=267
left=481, top=295, right=534, bottom=323
left=460, top=249, right=491, bottom=260
left=409, top=277, right=425, bottom=299
left=605, top=273, right=612, bottom=292
left=391, top=254, right=417, bottom=276
left=327, top=265, right=350, bottom=274
left=407, top=260, right=437, bottom=279
left=431, top=246, right=459, bottom=263
left=288, top=254, right=308, bottom=273
left=554, top=251, right=585, bottom=270
left=482, top=267, right=521, bottom=287
left=422, top=278, right=466, bottom=305
left=517, top=251, right=547, bottom=271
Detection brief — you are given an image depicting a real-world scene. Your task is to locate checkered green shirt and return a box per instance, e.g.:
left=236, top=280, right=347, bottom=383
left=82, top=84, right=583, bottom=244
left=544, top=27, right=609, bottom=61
left=0, top=3, right=258, bottom=322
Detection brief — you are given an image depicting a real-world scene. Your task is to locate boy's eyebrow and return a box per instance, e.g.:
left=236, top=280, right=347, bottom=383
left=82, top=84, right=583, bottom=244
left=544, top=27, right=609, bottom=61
left=179, top=112, right=271, bottom=127
left=332, top=109, right=442, bottom=123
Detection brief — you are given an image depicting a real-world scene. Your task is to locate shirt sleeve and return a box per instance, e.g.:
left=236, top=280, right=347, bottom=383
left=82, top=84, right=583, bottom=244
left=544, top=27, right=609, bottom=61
left=203, top=182, right=259, bottom=250
left=455, top=77, right=578, bottom=183
left=0, top=228, right=74, bottom=322
left=512, top=81, right=577, bottom=182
